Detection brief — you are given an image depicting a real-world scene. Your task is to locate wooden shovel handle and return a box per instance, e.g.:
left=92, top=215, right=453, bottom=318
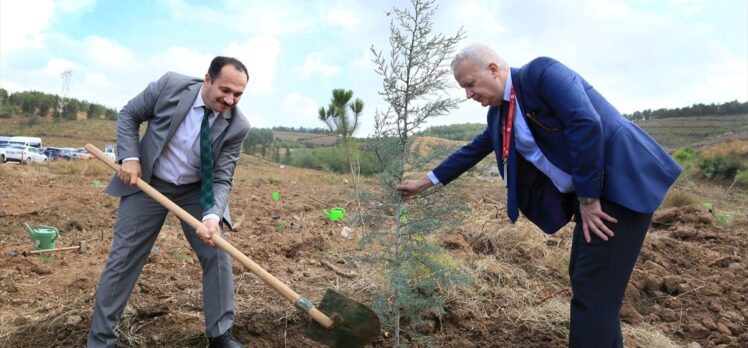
left=23, top=245, right=80, bottom=255
left=85, top=144, right=334, bottom=329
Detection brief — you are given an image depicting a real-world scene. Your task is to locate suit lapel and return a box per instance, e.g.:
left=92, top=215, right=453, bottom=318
left=211, top=114, right=229, bottom=146
left=166, top=83, right=201, bottom=143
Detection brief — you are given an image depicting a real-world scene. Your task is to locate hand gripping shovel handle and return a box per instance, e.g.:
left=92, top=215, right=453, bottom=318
left=85, top=144, right=335, bottom=329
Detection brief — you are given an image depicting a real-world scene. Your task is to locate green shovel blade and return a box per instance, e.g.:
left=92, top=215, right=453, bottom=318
left=305, top=289, right=381, bottom=347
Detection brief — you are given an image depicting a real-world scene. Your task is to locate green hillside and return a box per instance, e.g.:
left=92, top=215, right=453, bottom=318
left=635, top=114, right=748, bottom=150
left=414, top=114, right=748, bottom=150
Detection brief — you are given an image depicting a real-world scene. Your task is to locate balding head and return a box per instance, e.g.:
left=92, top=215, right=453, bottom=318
left=451, top=43, right=509, bottom=107
left=451, top=43, right=508, bottom=72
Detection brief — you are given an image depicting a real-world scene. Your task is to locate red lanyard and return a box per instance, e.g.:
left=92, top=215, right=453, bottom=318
left=501, top=87, right=516, bottom=159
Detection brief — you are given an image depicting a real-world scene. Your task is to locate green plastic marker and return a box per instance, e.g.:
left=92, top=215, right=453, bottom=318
left=272, top=191, right=280, bottom=201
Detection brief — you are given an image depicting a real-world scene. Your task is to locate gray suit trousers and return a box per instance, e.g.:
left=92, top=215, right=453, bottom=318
left=87, top=177, right=234, bottom=347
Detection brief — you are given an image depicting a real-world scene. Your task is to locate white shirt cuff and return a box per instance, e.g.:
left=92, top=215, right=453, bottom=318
left=202, top=214, right=220, bottom=222
left=427, top=171, right=441, bottom=185
left=122, top=157, right=139, bottom=162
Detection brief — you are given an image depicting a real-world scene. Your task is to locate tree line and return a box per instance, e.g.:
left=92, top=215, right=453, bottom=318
left=412, top=100, right=748, bottom=142
left=416, top=122, right=485, bottom=141
left=270, top=125, right=331, bottom=134
left=0, top=88, right=118, bottom=120
left=624, top=100, right=747, bottom=121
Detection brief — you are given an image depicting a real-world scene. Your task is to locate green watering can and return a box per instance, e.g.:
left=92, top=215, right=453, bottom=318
left=322, top=207, right=346, bottom=222
left=23, top=223, right=58, bottom=250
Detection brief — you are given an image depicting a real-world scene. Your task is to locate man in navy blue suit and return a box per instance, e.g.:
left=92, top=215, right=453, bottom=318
left=398, top=43, right=682, bottom=347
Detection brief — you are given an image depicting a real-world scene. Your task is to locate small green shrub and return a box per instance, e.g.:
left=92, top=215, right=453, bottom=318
left=26, top=115, right=40, bottom=126
left=673, top=147, right=697, bottom=170
left=168, top=251, right=188, bottom=262
left=715, top=212, right=734, bottom=227
left=289, top=146, right=380, bottom=175
left=661, top=190, right=697, bottom=208
left=735, top=167, right=748, bottom=186
left=698, top=153, right=741, bottom=179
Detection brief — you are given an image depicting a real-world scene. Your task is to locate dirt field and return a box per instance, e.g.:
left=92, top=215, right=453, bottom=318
left=0, top=156, right=746, bottom=347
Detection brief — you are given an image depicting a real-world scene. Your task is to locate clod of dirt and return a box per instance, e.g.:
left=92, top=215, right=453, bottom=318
left=65, top=315, right=83, bottom=326
left=644, top=274, right=664, bottom=294
left=651, top=206, right=714, bottom=230
left=659, top=308, right=678, bottom=322
left=136, top=304, right=169, bottom=319
left=62, top=220, right=84, bottom=232
left=662, top=275, right=682, bottom=294
left=2, top=280, right=18, bottom=293
left=30, top=263, right=52, bottom=275
left=620, top=303, right=643, bottom=324
left=441, top=231, right=471, bottom=254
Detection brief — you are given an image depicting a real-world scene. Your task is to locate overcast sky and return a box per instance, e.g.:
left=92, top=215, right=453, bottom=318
left=1, top=0, right=746, bottom=136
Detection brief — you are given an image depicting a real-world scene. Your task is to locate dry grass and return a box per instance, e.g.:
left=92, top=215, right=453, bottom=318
left=0, top=116, right=118, bottom=148
left=0, top=296, right=92, bottom=347
left=47, top=160, right=111, bottom=177
left=514, top=298, right=569, bottom=335
left=701, top=139, right=748, bottom=158
left=622, top=323, right=679, bottom=348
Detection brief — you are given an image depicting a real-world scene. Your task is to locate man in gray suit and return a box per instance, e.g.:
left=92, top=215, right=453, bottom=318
left=88, top=56, right=250, bottom=348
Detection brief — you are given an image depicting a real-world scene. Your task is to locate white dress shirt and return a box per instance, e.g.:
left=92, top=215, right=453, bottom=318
left=124, top=86, right=220, bottom=221
left=429, top=71, right=573, bottom=193
left=152, top=87, right=217, bottom=185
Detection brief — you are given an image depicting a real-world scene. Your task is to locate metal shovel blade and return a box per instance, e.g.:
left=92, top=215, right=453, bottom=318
left=305, top=289, right=381, bottom=347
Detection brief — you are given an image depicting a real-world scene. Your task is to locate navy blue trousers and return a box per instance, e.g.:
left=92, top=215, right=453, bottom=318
left=568, top=198, right=652, bottom=347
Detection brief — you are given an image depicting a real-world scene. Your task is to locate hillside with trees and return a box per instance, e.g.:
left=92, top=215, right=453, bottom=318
left=415, top=122, right=485, bottom=141
left=414, top=100, right=747, bottom=147
left=624, top=100, right=747, bottom=121
left=0, top=88, right=117, bottom=121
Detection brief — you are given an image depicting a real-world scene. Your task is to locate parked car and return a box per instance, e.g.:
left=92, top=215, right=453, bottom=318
left=8, top=136, right=43, bottom=148
left=104, top=144, right=117, bottom=162
left=71, top=147, right=94, bottom=160
left=43, top=147, right=67, bottom=161
left=60, top=148, right=76, bottom=160
left=3, top=145, right=48, bottom=164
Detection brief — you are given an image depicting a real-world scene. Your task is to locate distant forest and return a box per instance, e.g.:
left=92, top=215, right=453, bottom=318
left=271, top=126, right=331, bottom=134
left=623, top=100, right=747, bottom=121
left=416, top=123, right=486, bottom=141
left=0, top=88, right=117, bottom=120
left=416, top=100, right=748, bottom=141
left=1, top=88, right=745, bottom=136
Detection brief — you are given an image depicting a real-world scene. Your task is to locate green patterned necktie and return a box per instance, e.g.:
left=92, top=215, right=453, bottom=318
left=200, top=106, right=215, bottom=210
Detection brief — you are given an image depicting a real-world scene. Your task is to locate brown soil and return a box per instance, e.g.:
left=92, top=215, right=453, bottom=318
left=0, top=158, right=746, bottom=347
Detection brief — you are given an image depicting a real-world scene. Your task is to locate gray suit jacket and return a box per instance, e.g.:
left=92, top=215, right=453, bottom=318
left=106, top=72, right=250, bottom=227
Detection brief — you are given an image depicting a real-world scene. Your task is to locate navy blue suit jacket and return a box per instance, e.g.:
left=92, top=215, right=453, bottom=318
left=433, top=57, right=682, bottom=233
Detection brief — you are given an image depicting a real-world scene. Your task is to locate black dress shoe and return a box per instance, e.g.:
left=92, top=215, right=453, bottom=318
left=208, top=329, right=244, bottom=348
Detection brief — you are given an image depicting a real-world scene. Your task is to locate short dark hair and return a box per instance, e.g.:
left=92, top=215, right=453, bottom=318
left=208, top=56, right=249, bottom=82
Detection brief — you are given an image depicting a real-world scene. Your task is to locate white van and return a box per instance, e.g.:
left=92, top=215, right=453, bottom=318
left=8, top=136, right=43, bottom=148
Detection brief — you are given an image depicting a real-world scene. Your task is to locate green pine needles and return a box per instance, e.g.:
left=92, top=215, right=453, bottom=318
left=360, top=0, right=470, bottom=346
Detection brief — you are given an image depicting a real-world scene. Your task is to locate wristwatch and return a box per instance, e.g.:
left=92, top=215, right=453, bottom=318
left=578, top=196, right=599, bottom=205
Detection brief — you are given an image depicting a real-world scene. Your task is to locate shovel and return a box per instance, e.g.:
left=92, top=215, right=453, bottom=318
left=85, top=144, right=380, bottom=347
